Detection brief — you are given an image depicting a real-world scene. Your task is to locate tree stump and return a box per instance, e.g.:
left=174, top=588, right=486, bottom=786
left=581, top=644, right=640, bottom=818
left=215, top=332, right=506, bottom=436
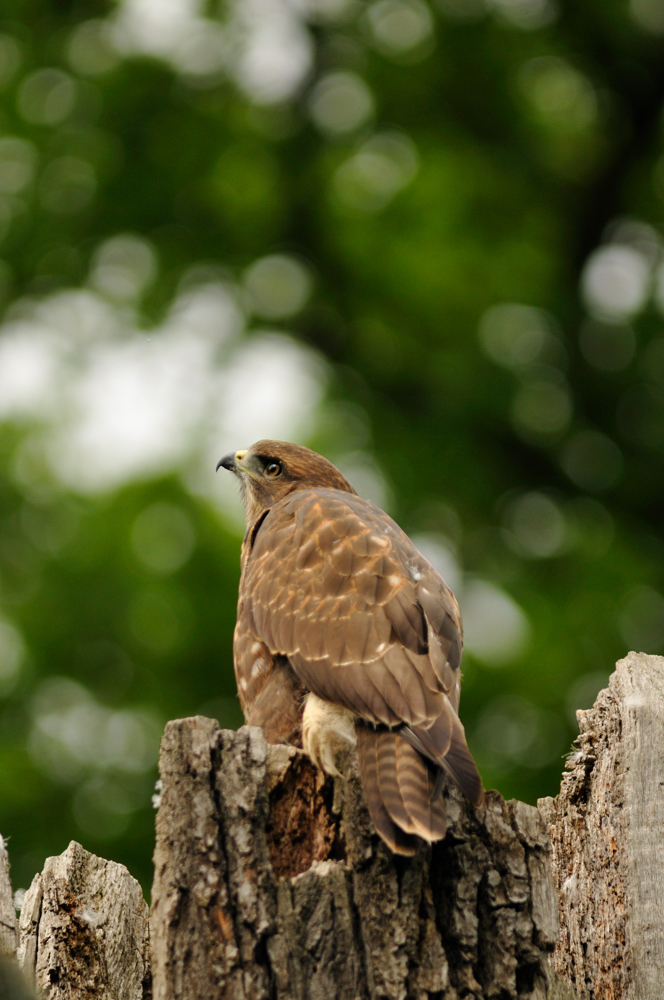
left=17, top=841, right=150, bottom=1000
left=150, top=718, right=559, bottom=1000
left=539, top=651, right=664, bottom=1000
left=4, top=652, right=663, bottom=999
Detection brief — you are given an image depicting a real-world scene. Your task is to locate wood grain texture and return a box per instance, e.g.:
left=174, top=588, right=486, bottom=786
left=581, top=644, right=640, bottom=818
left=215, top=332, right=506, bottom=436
left=17, top=841, right=150, bottom=1000
left=539, top=652, right=664, bottom=1000
left=150, top=717, right=559, bottom=1000
left=0, top=836, right=18, bottom=961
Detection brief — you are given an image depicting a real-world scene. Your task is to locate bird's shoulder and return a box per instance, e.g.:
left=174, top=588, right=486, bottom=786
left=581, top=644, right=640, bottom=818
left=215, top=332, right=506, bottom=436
left=242, top=485, right=461, bottom=670
left=249, top=486, right=424, bottom=568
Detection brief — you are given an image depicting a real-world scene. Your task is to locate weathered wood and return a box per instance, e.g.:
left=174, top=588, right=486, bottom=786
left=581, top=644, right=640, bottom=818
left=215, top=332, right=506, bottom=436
left=539, top=652, right=664, bottom=1000
left=0, top=837, right=18, bottom=961
left=151, top=716, right=559, bottom=1000
left=17, top=841, right=150, bottom=1000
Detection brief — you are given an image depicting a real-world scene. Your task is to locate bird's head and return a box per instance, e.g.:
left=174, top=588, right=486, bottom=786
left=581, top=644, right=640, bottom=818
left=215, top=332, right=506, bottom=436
left=217, top=439, right=356, bottom=524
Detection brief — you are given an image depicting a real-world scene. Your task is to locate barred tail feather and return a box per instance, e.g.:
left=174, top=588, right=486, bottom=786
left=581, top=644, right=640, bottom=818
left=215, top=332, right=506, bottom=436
left=355, top=723, right=447, bottom=853
left=356, top=723, right=420, bottom=855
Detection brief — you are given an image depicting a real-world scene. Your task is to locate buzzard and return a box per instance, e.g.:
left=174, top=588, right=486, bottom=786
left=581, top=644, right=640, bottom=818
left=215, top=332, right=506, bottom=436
left=218, top=440, right=483, bottom=854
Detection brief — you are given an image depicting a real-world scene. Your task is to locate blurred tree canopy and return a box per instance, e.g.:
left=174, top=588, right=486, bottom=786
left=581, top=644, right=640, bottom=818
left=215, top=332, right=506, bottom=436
left=1, top=0, right=664, bottom=893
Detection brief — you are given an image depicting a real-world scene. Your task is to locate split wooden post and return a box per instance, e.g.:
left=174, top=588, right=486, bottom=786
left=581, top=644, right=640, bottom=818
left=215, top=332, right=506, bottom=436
left=539, top=651, right=664, bottom=1000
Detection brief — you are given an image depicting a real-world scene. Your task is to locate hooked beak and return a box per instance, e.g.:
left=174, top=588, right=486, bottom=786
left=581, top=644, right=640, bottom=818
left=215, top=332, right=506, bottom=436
left=216, top=449, right=248, bottom=473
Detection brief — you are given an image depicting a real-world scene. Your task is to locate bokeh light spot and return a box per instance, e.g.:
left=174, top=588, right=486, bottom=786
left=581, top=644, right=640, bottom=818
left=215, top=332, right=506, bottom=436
left=47, top=326, right=215, bottom=491
left=20, top=499, right=80, bottom=556
left=512, top=377, right=572, bottom=437
left=175, top=22, right=227, bottom=79
left=0, top=327, right=62, bottom=420
left=492, top=0, right=557, bottom=30
left=17, top=69, right=76, bottom=126
left=131, top=503, right=195, bottom=575
left=0, top=138, right=38, bottom=195
left=462, top=580, right=530, bottom=666
left=213, top=333, right=327, bottom=448
left=334, top=131, right=419, bottom=212
left=606, top=218, right=661, bottom=261
left=560, top=430, right=623, bottom=492
left=90, top=234, right=157, bottom=301
left=520, top=57, right=596, bottom=130
left=502, top=492, right=567, bottom=558
left=29, top=677, right=161, bottom=782
left=630, top=0, right=664, bottom=33
left=234, top=9, right=313, bottom=104
left=67, top=20, right=121, bottom=76
left=308, top=71, right=374, bottom=135
left=72, top=777, right=133, bottom=840
left=243, top=254, right=312, bottom=319
left=581, top=245, right=651, bottom=322
left=566, top=498, right=614, bottom=558
left=366, top=0, right=434, bottom=59
left=479, top=303, right=554, bottom=369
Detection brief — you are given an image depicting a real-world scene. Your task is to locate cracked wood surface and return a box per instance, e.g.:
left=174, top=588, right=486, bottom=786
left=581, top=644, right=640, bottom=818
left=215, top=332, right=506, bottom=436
left=0, top=836, right=18, bottom=962
left=150, top=716, right=559, bottom=1000
left=539, top=652, right=664, bottom=1000
left=17, top=841, right=150, bottom=1000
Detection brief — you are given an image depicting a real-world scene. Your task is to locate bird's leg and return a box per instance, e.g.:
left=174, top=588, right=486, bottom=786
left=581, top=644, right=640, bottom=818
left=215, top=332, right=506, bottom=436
left=301, top=693, right=356, bottom=777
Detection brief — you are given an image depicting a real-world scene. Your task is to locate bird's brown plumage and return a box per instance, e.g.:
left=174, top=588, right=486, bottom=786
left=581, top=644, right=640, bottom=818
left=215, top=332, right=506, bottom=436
left=220, top=439, right=483, bottom=854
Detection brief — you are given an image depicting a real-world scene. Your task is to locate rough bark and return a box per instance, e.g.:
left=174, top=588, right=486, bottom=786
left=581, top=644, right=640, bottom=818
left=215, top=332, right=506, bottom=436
left=17, top=840, right=150, bottom=1000
left=150, top=717, right=559, bottom=1000
left=0, top=837, right=18, bottom=961
left=539, top=652, right=664, bottom=1000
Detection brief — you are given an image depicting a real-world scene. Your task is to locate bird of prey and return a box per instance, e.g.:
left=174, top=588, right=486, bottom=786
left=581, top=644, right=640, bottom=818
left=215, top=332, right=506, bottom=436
left=218, top=440, right=483, bottom=854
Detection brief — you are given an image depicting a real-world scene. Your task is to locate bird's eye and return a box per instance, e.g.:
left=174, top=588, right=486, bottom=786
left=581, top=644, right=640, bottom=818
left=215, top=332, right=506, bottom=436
left=265, top=461, right=282, bottom=478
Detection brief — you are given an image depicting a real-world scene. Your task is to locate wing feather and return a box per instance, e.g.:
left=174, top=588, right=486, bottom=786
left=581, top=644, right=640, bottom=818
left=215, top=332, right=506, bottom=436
left=244, top=490, right=466, bottom=721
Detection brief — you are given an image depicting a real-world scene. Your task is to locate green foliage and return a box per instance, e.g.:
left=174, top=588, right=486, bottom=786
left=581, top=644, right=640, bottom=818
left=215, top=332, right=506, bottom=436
left=1, top=0, right=663, bottom=892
